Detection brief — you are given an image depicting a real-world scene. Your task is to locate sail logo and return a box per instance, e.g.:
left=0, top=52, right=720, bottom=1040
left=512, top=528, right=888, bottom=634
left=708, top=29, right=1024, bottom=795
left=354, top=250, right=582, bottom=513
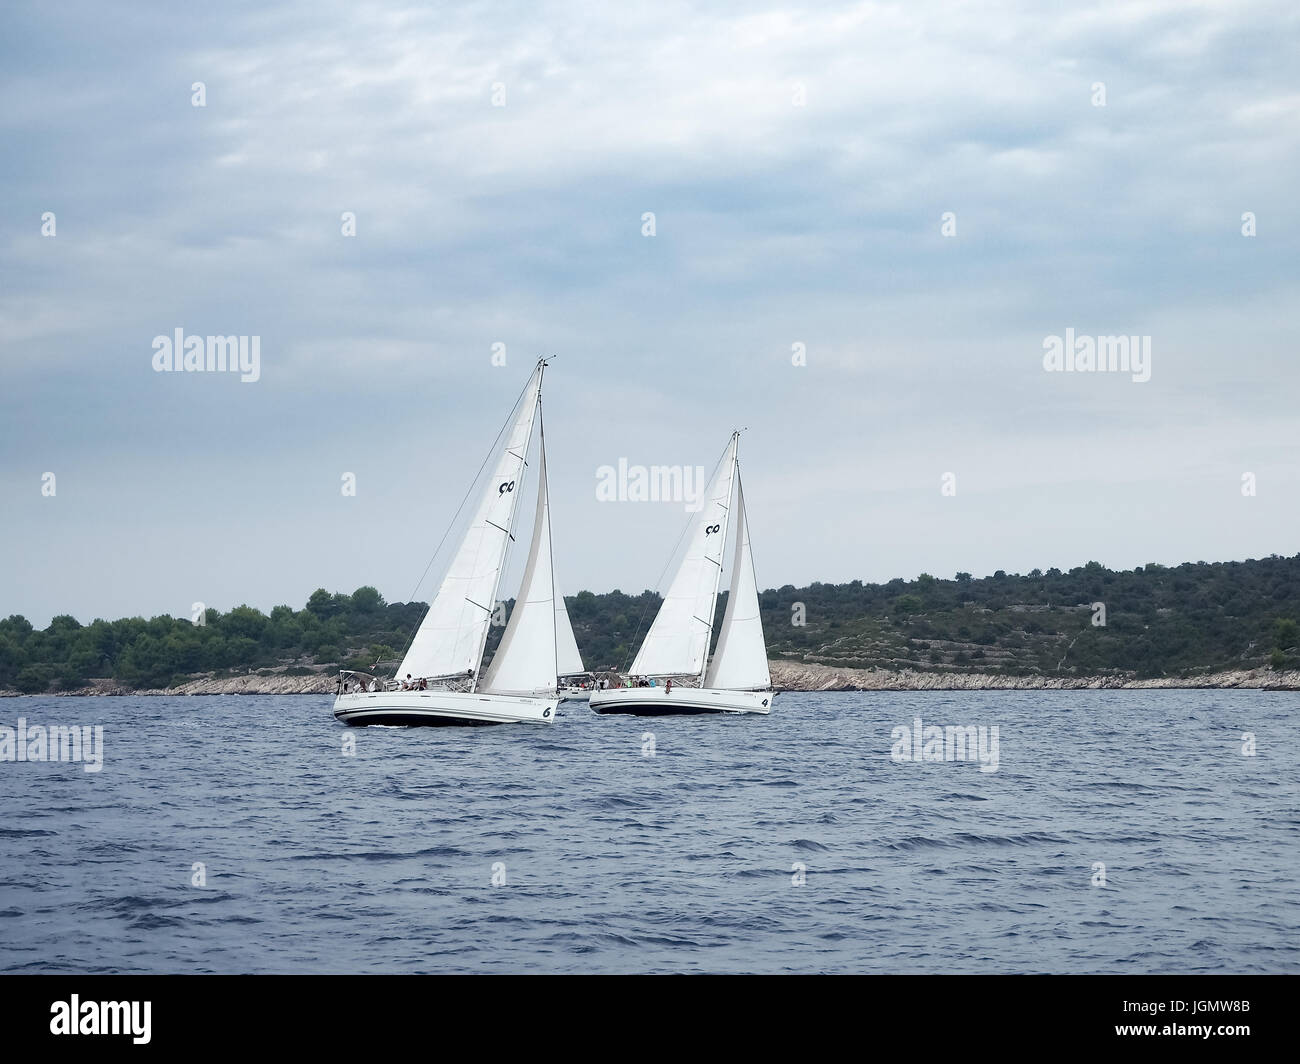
left=890, top=718, right=999, bottom=773
left=151, top=328, right=261, bottom=382
left=595, top=460, right=708, bottom=511
left=1042, top=330, right=1150, bottom=382
left=50, top=995, right=151, bottom=1044
left=0, top=718, right=104, bottom=773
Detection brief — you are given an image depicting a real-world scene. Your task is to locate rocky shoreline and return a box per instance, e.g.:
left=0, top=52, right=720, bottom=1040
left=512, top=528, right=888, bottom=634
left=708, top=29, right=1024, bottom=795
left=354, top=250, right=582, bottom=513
left=4, top=659, right=1299, bottom=695
left=769, top=660, right=1300, bottom=691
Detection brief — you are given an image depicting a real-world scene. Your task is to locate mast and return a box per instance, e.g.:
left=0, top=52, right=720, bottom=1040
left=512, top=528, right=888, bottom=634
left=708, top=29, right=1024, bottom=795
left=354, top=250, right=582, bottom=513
left=542, top=414, right=560, bottom=688
left=699, top=431, right=740, bottom=686
left=479, top=403, right=562, bottom=696
left=471, top=359, right=546, bottom=691
left=704, top=464, right=771, bottom=691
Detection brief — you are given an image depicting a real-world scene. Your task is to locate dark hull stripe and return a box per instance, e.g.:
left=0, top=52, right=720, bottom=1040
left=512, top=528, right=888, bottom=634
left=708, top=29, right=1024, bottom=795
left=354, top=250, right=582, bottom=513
left=334, top=709, right=502, bottom=728
left=589, top=703, right=726, bottom=716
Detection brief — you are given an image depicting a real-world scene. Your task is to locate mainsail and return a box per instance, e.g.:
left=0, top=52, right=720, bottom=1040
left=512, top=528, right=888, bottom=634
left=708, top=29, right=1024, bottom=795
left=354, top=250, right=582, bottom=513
left=481, top=423, right=561, bottom=696
left=554, top=586, right=585, bottom=677
left=395, top=364, right=543, bottom=683
left=704, top=473, right=771, bottom=690
left=628, top=434, right=738, bottom=680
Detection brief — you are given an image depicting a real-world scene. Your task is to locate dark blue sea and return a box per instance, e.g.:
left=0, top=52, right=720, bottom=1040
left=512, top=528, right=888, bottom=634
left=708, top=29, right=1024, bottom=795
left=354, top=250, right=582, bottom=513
left=1, top=691, right=1296, bottom=973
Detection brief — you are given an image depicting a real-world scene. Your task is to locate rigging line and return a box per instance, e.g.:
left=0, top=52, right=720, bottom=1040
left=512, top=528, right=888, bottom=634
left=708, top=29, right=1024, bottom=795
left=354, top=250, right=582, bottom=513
left=732, top=465, right=762, bottom=606
left=619, top=439, right=732, bottom=675
left=392, top=368, right=538, bottom=670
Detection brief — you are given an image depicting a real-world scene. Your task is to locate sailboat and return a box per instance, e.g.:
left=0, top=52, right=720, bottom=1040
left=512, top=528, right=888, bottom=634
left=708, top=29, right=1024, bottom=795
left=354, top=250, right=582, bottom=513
left=334, top=359, right=564, bottom=726
left=588, top=431, right=774, bottom=716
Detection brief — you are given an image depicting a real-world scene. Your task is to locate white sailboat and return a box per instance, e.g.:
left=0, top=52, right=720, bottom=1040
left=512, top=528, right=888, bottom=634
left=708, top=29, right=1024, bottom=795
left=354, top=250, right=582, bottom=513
left=589, top=431, right=774, bottom=716
left=334, top=359, right=563, bottom=726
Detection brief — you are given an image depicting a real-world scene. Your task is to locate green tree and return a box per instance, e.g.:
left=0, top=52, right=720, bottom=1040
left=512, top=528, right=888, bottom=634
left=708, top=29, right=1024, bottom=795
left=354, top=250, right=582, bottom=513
left=351, top=586, right=386, bottom=613
left=16, top=665, right=52, bottom=694
left=1274, top=618, right=1297, bottom=650
left=306, top=589, right=341, bottom=619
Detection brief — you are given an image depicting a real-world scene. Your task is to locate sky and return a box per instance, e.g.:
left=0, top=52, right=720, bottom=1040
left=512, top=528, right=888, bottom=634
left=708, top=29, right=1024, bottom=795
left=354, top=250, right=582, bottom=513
left=2, top=0, right=1298, bottom=629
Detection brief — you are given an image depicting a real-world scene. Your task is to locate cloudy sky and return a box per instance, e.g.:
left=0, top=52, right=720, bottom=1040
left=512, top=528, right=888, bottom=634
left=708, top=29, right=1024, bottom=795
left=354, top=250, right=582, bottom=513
left=2, top=0, right=1297, bottom=628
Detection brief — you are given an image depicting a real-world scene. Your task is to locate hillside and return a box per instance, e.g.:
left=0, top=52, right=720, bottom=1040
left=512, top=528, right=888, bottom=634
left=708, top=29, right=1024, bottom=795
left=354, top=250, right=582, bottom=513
left=2, top=555, right=1298, bottom=693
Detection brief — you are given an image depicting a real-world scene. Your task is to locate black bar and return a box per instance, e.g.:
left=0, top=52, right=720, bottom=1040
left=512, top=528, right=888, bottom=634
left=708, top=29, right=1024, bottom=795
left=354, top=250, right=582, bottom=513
left=1, top=974, right=1286, bottom=1051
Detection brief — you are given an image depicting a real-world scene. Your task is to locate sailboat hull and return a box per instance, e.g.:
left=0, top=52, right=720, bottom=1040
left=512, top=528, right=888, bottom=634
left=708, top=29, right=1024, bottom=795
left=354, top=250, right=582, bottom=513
left=588, top=687, right=773, bottom=716
left=333, top=689, right=558, bottom=727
